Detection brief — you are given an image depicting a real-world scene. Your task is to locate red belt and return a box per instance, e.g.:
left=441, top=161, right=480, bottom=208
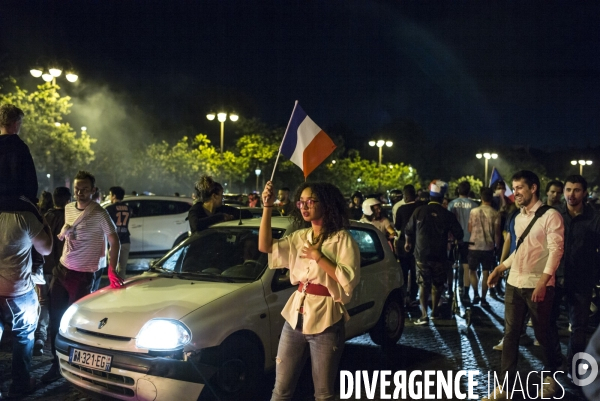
left=298, top=282, right=331, bottom=296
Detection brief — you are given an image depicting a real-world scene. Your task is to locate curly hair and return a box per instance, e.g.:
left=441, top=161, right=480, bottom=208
left=194, top=175, right=223, bottom=202
left=289, top=182, right=350, bottom=239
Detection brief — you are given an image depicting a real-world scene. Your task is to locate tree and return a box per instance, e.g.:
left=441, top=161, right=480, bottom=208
left=0, top=79, right=96, bottom=189
left=323, top=151, right=421, bottom=195
left=448, top=176, right=483, bottom=198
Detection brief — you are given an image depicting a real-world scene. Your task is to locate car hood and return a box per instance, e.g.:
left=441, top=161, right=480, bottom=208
left=69, top=275, right=250, bottom=339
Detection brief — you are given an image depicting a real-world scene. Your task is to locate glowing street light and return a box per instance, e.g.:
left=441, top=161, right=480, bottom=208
left=571, top=159, right=593, bottom=175
left=369, top=139, right=393, bottom=190
left=206, top=111, right=239, bottom=155
left=255, top=168, right=261, bottom=193
left=31, top=65, right=78, bottom=86
left=476, top=152, right=498, bottom=186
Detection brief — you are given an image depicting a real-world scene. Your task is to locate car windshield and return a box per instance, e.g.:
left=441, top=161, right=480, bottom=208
left=153, top=227, right=285, bottom=281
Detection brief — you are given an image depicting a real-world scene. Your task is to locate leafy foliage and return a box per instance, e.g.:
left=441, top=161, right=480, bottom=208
left=0, top=80, right=96, bottom=186
left=448, top=176, right=484, bottom=197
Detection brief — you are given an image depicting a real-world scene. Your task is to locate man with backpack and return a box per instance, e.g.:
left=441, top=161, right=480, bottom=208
left=485, top=170, right=564, bottom=400
left=405, top=180, right=463, bottom=324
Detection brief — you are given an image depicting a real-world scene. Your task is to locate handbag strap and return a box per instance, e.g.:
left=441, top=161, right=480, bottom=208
left=515, top=205, right=551, bottom=252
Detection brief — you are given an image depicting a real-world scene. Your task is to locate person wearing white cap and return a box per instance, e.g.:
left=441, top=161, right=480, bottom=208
left=360, top=197, right=396, bottom=240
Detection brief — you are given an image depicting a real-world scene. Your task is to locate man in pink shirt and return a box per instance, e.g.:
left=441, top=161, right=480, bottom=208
left=485, top=170, right=564, bottom=401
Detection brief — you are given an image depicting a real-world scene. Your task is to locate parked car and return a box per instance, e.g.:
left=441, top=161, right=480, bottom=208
left=101, top=195, right=193, bottom=260
left=55, top=217, right=405, bottom=400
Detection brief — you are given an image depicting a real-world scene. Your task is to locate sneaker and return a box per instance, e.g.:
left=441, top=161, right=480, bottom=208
left=493, top=339, right=504, bottom=351
left=472, top=295, right=481, bottom=305
left=533, top=339, right=540, bottom=346
left=7, top=377, right=36, bottom=398
left=540, top=375, right=558, bottom=398
left=527, top=318, right=533, bottom=327
left=480, top=298, right=490, bottom=307
left=33, top=339, right=44, bottom=356
left=41, top=363, right=61, bottom=383
left=414, top=317, right=429, bottom=325
left=482, top=385, right=511, bottom=400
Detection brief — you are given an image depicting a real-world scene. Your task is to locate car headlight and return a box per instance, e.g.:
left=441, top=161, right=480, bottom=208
left=59, top=304, right=78, bottom=334
left=136, top=319, right=192, bottom=350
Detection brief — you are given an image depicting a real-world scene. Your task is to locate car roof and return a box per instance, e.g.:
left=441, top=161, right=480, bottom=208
left=211, top=216, right=381, bottom=231
left=101, top=195, right=193, bottom=208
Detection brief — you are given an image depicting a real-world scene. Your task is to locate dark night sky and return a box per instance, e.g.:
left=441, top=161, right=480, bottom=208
left=2, top=0, right=599, bottom=153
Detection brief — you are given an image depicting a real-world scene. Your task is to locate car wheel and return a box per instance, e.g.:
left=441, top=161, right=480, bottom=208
left=214, top=336, right=262, bottom=397
left=369, top=293, right=405, bottom=347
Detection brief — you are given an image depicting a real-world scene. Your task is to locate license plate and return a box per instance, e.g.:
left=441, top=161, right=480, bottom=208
left=69, top=348, right=113, bottom=372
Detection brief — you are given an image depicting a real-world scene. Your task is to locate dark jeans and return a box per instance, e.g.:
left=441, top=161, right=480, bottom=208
left=550, top=283, right=566, bottom=329
left=398, top=252, right=418, bottom=301
left=49, top=263, right=95, bottom=364
left=0, top=289, right=39, bottom=392
left=566, top=289, right=593, bottom=374
left=501, top=284, right=562, bottom=381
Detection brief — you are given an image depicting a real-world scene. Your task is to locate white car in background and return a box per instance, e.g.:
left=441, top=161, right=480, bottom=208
left=55, top=217, right=405, bottom=400
left=101, top=195, right=193, bottom=262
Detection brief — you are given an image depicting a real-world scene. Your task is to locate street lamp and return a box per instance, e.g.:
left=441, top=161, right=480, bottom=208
left=255, top=168, right=261, bottom=193
left=476, top=152, right=498, bottom=186
left=571, top=159, right=593, bottom=175
left=206, top=111, right=239, bottom=155
left=31, top=65, right=78, bottom=86
left=369, top=140, right=393, bottom=190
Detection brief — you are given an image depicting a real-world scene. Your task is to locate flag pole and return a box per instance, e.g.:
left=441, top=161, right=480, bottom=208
left=270, top=100, right=298, bottom=182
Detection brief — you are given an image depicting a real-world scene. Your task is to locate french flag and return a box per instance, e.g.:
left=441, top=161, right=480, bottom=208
left=490, top=167, right=515, bottom=202
left=280, top=102, right=336, bottom=179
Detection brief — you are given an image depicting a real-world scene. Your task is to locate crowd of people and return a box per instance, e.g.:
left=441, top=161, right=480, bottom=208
left=2, top=100, right=600, bottom=400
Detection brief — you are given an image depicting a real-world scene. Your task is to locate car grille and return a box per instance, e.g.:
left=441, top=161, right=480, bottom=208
left=60, top=358, right=135, bottom=397
left=76, top=328, right=132, bottom=341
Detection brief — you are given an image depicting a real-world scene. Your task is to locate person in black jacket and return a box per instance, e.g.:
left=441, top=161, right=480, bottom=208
left=405, top=180, right=463, bottom=324
left=188, top=175, right=234, bottom=233
left=0, top=104, right=38, bottom=203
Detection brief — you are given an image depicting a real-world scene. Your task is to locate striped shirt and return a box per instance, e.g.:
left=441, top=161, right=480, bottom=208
left=60, top=202, right=117, bottom=273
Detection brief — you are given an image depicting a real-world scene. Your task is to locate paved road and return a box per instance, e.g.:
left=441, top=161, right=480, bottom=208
left=0, top=286, right=591, bottom=400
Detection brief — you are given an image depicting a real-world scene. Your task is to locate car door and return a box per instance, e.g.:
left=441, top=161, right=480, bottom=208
left=264, top=269, right=295, bottom=363
left=120, top=199, right=143, bottom=253
left=344, top=227, right=393, bottom=339
left=141, top=200, right=190, bottom=252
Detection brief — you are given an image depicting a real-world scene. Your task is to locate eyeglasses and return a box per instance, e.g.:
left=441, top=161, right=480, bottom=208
left=296, top=199, right=319, bottom=209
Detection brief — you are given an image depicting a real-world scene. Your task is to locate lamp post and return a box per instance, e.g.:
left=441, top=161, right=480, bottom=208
left=255, top=168, right=261, bottom=193
left=206, top=111, right=239, bottom=155
left=30, top=66, right=78, bottom=86
left=571, top=160, right=592, bottom=175
left=476, top=152, right=498, bottom=186
left=369, top=140, right=393, bottom=190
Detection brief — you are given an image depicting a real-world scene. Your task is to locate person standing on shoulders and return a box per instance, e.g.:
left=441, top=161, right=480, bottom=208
left=486, top=170, right=564, bottom=400
left=259, top=181, right=360, bottom=401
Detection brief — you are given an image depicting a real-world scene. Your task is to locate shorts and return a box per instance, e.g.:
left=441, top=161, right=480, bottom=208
left=416, top=261, right=449, bottom=288
left=468, top=250, right=495, bottom=271
left=457, top=243, right=469, bottom=264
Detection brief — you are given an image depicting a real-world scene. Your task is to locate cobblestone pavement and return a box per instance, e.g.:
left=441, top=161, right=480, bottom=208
left=0, top=287, right=592, bottom=400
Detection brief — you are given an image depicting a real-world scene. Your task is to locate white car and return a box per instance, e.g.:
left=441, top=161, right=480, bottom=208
left=55, top=217, right=405, bottom=400
left=101, top=195, right=193, bottom=260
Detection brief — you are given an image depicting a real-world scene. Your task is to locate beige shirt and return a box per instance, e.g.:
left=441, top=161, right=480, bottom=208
left=504, top=200, right=564, bottom=288
left=269, top=228, right=360, bottom=334
left=468, top=204, right=500, bottom=251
